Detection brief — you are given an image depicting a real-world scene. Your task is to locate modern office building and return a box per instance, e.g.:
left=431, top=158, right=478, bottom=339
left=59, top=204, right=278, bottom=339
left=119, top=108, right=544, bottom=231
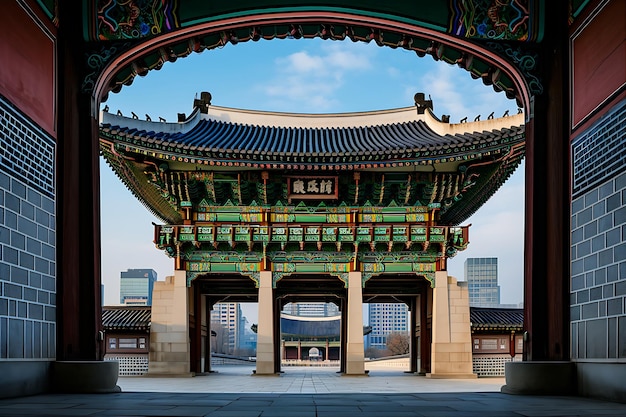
left=465, top=258, right=501, bottom=307
left=366, top=303, right=409, bottom=351
left=119, top=269, right=157, bottom=306
left=211, top=303, right=244, bottom=354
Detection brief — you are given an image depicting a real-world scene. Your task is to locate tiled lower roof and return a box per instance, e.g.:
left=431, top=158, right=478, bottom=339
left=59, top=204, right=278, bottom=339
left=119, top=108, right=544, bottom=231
left=470, top=307, right=523, bottom=331
left=281, top=314, right=341, bottom=338
left=100, top=306, right=523, bottom=333
left=102, top=306, right=151, bottom=331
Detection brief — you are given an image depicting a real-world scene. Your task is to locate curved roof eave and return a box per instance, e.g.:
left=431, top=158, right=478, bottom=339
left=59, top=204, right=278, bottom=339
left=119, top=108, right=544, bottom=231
left=99, top=104, right=525, bottom=164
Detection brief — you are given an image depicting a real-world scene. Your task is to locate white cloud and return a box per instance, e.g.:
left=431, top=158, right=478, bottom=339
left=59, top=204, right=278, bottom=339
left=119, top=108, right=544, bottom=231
left=258, top=42, right=376, bottom=112
left=323, top=43, right=373, bottom=70
left=277, top=51, right=325, bottom=74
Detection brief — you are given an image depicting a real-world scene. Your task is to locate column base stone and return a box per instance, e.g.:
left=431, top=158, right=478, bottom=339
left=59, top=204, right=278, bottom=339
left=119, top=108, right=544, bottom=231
left=501, top=361, right=576, bottom=396
left=51, top=361, right=120, bottom=393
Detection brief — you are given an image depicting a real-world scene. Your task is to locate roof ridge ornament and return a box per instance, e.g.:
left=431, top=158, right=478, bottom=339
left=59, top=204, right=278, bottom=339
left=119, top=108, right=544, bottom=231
left=414, top=93, right=433, bottom=115
left=194, top=91, right=211, bottom=114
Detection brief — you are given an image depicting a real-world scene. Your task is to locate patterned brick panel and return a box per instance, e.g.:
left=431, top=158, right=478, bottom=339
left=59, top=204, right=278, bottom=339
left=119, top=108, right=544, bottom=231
left=570, top=100, right=626, bottom=360
left=0, top=96, right=56, bottom=359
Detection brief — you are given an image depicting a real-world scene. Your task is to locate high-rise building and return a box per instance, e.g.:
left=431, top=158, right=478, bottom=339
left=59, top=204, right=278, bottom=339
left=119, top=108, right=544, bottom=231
left=465, top=257, right=500, bottom=307
left=211, top=303, right=244, bottom=353
left=119, top=269, right=157, bottom=306
left=366, top=303, right=409, bottom=350
left=282, top=302, right=339, bottom=317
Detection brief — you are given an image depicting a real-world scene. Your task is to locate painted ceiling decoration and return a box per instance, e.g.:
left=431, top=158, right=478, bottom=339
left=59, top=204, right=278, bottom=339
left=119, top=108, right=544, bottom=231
left=449, top=0, right=540, bottom=41
left=88, top=0, right=540, bottom=42
left=81, top=1, right=545, bottom=109
left=92, top=0, right=179, bottom=40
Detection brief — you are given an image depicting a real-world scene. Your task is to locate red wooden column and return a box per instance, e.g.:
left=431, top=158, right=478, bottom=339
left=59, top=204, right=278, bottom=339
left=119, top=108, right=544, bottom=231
left=273, top=296, right=282, bottom=373
left=55, top=2, right=103, bottom=361
left=205, top=300, right=212, bottom=373
left=419, top=284, right=431, bottom=374
left=191, top=283, right=203, bottom=373
left=523, top=0, right=570, bottom=361
left=339, top=297, right=347, bottom=373
left=408, top=297, right=418, bottom=373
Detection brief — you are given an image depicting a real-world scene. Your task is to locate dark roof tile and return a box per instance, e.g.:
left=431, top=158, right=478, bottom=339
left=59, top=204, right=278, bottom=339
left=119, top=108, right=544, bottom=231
left=103, top=306, right=151, bottom=331
left=105, top=118, right=522, bottom=158
left=470, top=307, right=523, bottom=331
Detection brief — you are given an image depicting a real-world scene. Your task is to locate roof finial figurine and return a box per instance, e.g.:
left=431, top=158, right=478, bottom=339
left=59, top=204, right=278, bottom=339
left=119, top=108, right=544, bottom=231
left=460, top=116, right=467, bottom=123
left=474, top=115, right=480, bottom=121
left=103, top=105, right=109, bottom=112
left=414, top=92, right=433, bottom=114
left=131, top=112, right=139, bottom=120
left=145, top=114, right=151, bottom=122
left=488, top=112, right=494, bottom=120
left=116, top=110, right=123, bottom=116
left=193, top=91, right=212, bottom=114
left=503, top=110, right=509, bottom=117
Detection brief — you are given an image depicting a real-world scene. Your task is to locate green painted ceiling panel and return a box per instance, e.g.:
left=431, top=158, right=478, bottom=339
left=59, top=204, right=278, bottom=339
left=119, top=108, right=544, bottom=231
left=177, top=1, right=450, bottom=31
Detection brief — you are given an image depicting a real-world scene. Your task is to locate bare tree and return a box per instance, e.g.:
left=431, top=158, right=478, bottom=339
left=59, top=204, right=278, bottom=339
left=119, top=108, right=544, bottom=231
left=211, top=321, right=230, bottom=354
left=386, top=332, right=410, bottom=355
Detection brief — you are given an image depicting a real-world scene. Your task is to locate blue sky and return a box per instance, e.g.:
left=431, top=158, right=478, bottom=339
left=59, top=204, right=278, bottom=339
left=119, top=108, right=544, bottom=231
left=100, top=38, right=525, bottom=313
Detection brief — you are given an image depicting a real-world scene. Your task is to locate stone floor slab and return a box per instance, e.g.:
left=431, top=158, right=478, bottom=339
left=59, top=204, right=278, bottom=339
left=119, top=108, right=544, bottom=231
left=1, top=365, right=626, bottom=416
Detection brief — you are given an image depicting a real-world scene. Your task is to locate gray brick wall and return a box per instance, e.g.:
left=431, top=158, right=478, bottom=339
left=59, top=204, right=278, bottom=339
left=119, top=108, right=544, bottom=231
left=0, top=97, right=56, bottom=359
left=570, top=99, right=626, bottom=360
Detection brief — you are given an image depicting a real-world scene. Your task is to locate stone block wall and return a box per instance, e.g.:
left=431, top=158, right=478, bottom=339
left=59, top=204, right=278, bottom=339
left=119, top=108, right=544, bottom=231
left=148, top=271, right=192, bottom=375
left=429, top=272, right=475, bottom=377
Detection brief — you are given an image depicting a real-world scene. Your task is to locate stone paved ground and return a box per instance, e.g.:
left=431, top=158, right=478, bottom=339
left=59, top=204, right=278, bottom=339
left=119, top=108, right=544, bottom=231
left=1, top=365, right=625, bottom=416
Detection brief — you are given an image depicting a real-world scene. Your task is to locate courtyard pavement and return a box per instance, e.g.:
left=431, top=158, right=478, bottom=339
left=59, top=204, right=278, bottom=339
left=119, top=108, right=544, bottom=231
left=1, top=364, right=626, bottom=416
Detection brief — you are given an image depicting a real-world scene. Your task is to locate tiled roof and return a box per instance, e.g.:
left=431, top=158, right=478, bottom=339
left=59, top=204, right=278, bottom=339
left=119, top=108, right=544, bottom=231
left=470, top=307, right=523, bottom=331
left=280, top=314, right=374, bottom=337
left=101, top=117, right=524, bottom=163
left=102, top=306, right=151, bottom=331
left=100, top=306, right=522, bottom=334
left=281, top=314, right=341, bottom=338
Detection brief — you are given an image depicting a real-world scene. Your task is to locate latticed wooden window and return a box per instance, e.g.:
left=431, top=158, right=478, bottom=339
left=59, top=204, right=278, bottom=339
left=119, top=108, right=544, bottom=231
left=119, top=338, right=138, bottom=349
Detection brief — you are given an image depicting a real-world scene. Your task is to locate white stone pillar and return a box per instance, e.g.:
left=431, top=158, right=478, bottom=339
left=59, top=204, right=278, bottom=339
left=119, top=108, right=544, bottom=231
left=255, top=271, right=275, bottom=375
left=428, top=271, right=476, bottom=378
left=148, top=270, right=193, bottom=376
left=345, top=271, right=366, bottom=375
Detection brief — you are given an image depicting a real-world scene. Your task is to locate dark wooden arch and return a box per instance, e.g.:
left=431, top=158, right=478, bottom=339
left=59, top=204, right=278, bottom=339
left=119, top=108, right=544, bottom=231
left=92, top=12, right=533, bottom=112
left=54, top=1, right=570, bottom=365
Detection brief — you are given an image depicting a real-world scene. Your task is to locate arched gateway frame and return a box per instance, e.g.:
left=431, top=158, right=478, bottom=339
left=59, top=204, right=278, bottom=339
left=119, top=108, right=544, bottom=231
left=52, top=0, right=569, bottom=385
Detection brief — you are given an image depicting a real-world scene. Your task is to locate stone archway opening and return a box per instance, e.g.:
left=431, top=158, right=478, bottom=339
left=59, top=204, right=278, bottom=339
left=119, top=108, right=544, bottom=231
left=275, top=273, right=347, bottom=374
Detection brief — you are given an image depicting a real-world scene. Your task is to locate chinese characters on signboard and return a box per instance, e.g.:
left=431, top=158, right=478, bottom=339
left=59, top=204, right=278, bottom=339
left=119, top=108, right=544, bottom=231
left=287, top=176, right=338, bottom=201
